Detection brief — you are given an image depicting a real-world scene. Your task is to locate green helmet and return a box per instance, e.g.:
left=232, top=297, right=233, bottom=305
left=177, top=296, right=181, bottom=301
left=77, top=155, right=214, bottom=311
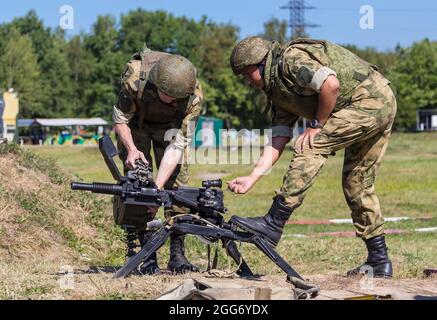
left=149, top=55, right=197, bottom=99
left=230, top=36, right=272, bottom=75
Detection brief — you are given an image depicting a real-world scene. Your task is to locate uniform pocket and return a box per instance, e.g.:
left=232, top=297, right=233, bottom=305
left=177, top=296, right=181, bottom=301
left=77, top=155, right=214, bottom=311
left=351, top=77, right=373, bottom=102
left=322, top=108, right=377, bottom=137
left=322, top=113, right=351, bottom=136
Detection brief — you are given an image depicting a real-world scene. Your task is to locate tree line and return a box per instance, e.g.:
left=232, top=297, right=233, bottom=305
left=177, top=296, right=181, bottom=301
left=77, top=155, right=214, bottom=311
left=0, top=10, right=435, bottom=130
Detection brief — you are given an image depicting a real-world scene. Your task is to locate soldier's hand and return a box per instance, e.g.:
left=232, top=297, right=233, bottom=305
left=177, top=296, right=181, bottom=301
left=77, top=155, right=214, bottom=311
left=227, top=176, right=256, bottom=194
left=126, top=149, right=148, bottom=169
left=295, top=128, right=322, bottom=154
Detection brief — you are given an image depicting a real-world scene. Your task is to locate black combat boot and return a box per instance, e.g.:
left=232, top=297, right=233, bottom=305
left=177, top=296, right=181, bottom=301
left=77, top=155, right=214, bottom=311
left=167, top=233, right=199, bottom=274
left=137, top=231, right=161, bottom=275
left=230, top=196, right=293, bottom=247
left=347, top=235, right=393, bottom=278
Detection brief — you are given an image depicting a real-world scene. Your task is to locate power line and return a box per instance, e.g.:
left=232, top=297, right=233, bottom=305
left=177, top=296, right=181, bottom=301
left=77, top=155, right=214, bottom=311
left=280, top=0, right=319, bottom=38
left=320, top=26, right=437, bottom=31
left=316, top=7, right=437, bottom=12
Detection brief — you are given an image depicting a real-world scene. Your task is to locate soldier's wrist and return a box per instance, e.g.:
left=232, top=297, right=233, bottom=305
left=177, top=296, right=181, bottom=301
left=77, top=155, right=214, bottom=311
left=249, top=173, right=262, bottom=182
left=127, top=145, right=138, bottom=153
left=309, top=119, right=324, bottom=129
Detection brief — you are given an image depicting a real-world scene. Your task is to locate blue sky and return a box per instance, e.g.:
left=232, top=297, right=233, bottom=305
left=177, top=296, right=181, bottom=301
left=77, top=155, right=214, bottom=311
left=1, top=0, right=436, bottom=51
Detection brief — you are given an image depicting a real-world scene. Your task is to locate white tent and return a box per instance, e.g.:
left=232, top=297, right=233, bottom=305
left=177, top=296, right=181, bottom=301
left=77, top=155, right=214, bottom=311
left=32, top=118, right=108, bottom=126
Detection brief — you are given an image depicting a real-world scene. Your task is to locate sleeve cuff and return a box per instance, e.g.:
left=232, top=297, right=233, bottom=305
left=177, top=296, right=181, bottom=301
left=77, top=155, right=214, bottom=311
left=310, top=67, right=337, bottom=92
left=112, top=105, right=133, bottom=124
left=172, top=131, right=191, bottom=149
left=272, top=126, right=293, bottom=138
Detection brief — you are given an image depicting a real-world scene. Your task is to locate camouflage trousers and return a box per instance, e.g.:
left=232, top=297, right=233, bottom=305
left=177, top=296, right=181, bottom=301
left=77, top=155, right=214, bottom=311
left=277, top=73, right=397, bottom=239
left=114, top=122, right=190, bottom=230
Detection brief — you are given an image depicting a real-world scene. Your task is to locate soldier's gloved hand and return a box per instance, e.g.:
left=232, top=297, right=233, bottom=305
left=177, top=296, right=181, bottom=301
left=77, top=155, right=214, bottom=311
left=126, top=148, right=148, bottom=169
left=295, top=128, right=322, bottom=154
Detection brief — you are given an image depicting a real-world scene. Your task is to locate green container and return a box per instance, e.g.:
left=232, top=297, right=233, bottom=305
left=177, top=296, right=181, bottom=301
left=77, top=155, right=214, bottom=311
left=194, top=116, right=224, bottom=148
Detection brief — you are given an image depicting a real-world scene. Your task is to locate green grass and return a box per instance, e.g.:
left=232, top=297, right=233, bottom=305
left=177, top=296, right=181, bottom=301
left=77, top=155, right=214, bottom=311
left=26, top=145, right=118, bottom=183
left=27, top=132, right=437, bottom=278
left=1, top=142, right=126, bottom=268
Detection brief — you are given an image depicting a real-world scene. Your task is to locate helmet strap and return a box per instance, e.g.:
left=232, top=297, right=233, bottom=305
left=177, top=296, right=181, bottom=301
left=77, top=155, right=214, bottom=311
left=258, top=58, right=266, bottom=80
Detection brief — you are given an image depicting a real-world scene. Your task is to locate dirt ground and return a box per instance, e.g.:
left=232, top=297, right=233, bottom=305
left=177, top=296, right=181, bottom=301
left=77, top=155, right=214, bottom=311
left=51, top=268, right=437, bottom=300
left=309, top=274, right=437, bottom=300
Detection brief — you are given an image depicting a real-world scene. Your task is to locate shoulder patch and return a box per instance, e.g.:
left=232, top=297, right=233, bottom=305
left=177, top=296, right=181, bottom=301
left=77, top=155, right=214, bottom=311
left=296, top=66, right=315, bottom=85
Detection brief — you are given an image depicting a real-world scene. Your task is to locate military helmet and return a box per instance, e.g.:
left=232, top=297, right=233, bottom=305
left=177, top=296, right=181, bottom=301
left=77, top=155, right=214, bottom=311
left=149, top=55, right=197, bottom=99
left=230, top=36, right=272, bottom=75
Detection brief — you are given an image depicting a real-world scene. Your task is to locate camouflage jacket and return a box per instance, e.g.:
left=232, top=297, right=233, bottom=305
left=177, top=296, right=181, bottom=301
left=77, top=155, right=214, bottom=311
left=113, top=50, right=203, bottom=149
left=263, top=39, right=390, bottom=137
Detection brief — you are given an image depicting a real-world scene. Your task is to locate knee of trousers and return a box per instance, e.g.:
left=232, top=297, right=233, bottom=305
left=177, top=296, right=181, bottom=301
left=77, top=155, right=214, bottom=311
left=342, top=175, right=363, bottom=210
left=342, top=156, right=377, bottom=188
left=277, top=152, right=328, bottom=210
left=342, top=169, right=376, bottom=211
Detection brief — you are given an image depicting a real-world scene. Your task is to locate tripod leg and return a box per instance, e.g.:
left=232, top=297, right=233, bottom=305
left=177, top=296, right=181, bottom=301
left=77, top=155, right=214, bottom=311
left=114, top=227, right=171, bottom=279
left=252, top=235, right=304, bottom=280
left=252, top=235, right=320, bottom=298
left=221, top=239, right=254, bottom=277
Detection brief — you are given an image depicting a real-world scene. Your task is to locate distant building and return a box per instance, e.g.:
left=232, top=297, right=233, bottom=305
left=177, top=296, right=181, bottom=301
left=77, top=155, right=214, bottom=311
left=18, top=118, right=110, bottom=145
left=417, top=108, right=437, bottom=131
left=0, top=90, right=19, bottom=142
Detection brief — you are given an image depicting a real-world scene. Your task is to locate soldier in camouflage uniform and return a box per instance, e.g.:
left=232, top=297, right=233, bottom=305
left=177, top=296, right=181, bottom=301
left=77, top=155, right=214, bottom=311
left=228, top=37, right=396, bottom=278
left=113, top=45, right=203, bottom=274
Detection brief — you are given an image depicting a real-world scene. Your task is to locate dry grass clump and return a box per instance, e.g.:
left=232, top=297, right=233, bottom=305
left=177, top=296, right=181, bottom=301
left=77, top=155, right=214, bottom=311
left=0, top=144, right=125, bottom=299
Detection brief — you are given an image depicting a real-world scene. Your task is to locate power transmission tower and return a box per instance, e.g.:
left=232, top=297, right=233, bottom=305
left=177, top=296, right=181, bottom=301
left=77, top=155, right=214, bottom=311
left=280, top=0, right=319, bottom=39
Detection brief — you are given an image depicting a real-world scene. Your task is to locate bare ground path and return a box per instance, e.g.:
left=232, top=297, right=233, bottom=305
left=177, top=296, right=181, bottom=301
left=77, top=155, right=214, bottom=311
left=48, top=268, right=437, bottom=300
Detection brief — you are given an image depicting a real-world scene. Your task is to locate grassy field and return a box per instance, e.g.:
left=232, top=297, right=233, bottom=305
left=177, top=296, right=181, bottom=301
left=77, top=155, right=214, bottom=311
left=27, top=132, right=437, bottom=279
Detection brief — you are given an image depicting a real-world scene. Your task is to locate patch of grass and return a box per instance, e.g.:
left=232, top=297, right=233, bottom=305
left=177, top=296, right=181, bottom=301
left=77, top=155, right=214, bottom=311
left=1, top=143, right=66, bottom=184
left=2, top=144, right=126, bottom=265
left=97, top=292, right=127, bottom=300
left=15, top=189, right=85, bottom=252
left=26, top=145, right=121, bottom=183
left=22, top=284, right=54, bottom=297
left=77, top=194, right=125, bottom=266
left=13, top=185, right=126, bottom=265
